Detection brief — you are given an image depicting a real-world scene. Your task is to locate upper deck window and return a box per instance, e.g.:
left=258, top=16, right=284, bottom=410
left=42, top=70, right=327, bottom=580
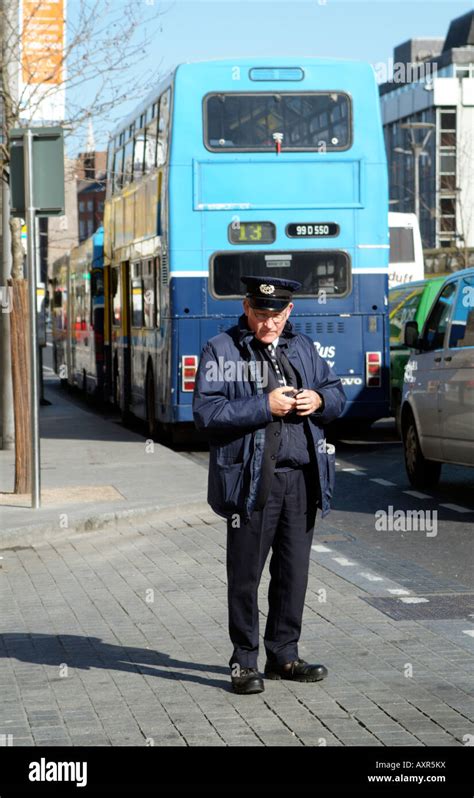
left=157, top=89, right=171, bottom=167
left=204, top=92, right=351, bottom=152
left=108, top=87, right=172, bottom=194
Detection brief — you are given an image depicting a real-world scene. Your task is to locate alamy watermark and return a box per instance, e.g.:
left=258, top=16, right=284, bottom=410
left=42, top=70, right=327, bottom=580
left=373, top=58, right=438, bottom=86
left=205, top=356, right=270, bottom=387
left=29, top=759, right=87, bottom=788
left=375, top=506, right=438, bottom=537
left=462, top=285, right=474, bottom=308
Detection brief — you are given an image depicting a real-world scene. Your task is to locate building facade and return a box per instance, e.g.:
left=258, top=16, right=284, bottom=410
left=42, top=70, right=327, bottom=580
left=46, top=156, right=79, bottom=277
left=76, top=150, right=106, bottom=243
left=379, top=11, right=474, bottom=250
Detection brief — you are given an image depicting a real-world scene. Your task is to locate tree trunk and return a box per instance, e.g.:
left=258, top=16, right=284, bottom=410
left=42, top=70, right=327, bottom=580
left=10, top=277, right=31, bottom=494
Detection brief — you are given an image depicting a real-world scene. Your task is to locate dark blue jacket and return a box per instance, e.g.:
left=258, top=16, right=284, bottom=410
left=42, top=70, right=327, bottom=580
left=193, top=315, right=346, bottom=521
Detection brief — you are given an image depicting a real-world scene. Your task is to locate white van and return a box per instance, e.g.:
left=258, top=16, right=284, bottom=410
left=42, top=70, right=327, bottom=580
left=401, top=268, right=474, bottom=488
left=388, top=212, right=424, bottom=289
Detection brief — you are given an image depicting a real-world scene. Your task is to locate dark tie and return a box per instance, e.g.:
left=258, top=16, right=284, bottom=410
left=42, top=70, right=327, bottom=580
left=266, top=343, right=287, bottom=388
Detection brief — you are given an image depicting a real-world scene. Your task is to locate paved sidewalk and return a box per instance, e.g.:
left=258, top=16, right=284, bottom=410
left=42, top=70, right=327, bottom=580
left=0, top=508, right=473, bottom=747
left=0, top=381, right=208, bottom=547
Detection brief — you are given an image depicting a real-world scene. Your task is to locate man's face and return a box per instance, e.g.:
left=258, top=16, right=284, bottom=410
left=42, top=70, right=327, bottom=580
left=243, top=300, right=294, bottom=344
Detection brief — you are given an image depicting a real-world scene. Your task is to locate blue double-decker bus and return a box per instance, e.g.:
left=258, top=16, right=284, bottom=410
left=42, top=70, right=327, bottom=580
left=103, top=58, right=390, bottom=439
left=52, top=226, right=105, bottom=397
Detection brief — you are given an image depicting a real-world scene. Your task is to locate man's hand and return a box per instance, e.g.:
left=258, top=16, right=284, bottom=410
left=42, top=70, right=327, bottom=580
left=295, top=389, right=323, bottom=416
left=268, top=387, right=297, bottom=417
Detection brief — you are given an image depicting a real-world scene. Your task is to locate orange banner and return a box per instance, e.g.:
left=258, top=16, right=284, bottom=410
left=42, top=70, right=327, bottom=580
left=22, top=0, right=65, bottom=85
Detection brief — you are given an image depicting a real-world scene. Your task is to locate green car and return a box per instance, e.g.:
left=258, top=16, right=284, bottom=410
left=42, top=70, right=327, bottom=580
left=389, top=277, right=444, bottom=435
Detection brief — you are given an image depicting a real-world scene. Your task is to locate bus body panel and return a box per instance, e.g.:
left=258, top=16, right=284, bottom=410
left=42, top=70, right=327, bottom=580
left=52, top=228, right=105, bottom=396
left=51, top=255, right=70, bottom=380
left=104, top=58, right=390, bottom=428
left=169, top=59, right=389, bottom=424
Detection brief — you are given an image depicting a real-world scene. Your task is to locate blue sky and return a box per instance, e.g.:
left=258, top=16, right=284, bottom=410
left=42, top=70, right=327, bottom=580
left=66, top=0, right=471, bottom=154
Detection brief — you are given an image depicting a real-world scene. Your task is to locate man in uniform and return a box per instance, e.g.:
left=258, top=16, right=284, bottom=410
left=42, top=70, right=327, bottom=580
left=193, top=276, right=346, bottom=694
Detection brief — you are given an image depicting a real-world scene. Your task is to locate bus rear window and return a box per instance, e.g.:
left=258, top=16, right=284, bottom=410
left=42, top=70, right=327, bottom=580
left=212, top=251, right=350, bottom=297
left=389, top=227, right=415, bottom=263
left=204, top=92, right=351, bottom=152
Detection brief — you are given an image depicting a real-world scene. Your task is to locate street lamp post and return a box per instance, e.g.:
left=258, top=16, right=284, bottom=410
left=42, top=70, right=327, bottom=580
left=394, top=122, right=435, bottom=228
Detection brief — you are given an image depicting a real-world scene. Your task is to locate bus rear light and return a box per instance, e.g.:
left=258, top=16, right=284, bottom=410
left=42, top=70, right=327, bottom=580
left=366, top=352, right=381, bottom=387
left=181, top=355, right=198, bottom=392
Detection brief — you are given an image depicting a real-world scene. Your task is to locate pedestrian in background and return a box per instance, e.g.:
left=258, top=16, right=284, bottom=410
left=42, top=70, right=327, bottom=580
left=193, top=276, right=346, bottom=694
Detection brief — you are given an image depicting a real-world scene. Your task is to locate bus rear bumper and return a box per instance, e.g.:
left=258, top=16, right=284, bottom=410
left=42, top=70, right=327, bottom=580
left=339, top=400, right=391, bottom=424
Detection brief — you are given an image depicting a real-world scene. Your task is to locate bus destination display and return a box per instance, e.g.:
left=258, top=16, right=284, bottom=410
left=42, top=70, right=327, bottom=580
left=229, top=222, right=276, bottom=244
left=286, top=223, right=339, bottom=238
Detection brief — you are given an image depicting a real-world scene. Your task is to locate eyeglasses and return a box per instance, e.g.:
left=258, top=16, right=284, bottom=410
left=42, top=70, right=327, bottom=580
left=252, top=309, right=287, bottom=323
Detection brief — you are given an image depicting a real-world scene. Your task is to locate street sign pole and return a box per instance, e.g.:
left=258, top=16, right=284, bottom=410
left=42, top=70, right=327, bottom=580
left=10, top=124, right=64, bottom=507
left=24, top=129, right=41, bottom=509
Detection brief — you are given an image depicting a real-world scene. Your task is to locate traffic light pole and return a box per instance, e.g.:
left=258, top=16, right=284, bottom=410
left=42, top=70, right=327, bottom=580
left=24, top=128, right=41, bottom=508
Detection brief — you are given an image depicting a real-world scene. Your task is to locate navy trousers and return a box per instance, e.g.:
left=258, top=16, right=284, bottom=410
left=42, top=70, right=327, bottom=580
left=226, top=467, right=317, bottom=669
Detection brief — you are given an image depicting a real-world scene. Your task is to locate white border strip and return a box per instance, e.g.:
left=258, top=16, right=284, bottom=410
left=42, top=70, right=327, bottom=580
left=351, top=268, right=389, bottom=273
left=170, top=271, right=209, bottom=278
left=170, top=269, right=389, bottom=277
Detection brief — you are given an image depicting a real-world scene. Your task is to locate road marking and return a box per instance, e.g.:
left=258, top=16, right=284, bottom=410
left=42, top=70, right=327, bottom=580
left=371, top=478, right=397, bottom=486
left=312, top=545, right=332, bottom=553
left=358, top=572, right=383, bottom=582
left=462, top=631, right=474, bottom=638
left=400, top=597, right=429, bottom=604
left=439, top=503, right=472, bottom=514
left=332, top=557, right=356, bottom=566
left=403, top=490, right=431, bottom=500
left=342, top=468, right=365, bottom=475
left=387, top=588, right=411, bottom=595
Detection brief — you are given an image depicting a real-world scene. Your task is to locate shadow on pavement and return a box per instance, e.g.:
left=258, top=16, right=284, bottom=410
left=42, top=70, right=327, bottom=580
left=1, top=633, right=231, bottom=691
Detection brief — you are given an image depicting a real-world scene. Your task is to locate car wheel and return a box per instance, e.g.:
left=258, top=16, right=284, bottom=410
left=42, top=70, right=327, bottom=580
left=403, top=412, right=442, bottom=489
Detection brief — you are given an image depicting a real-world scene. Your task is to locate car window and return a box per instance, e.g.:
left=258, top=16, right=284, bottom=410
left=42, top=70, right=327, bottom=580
left=448, top=276, right=474, bottom=349
left=422, top=282, right=457, bottom=352
left=389, top=284, right=424, bottom=346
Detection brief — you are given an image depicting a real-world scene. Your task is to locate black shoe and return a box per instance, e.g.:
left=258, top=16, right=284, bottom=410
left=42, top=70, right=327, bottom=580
left=231, top=666, right=265, bottom=694
left=264, top=657, right=328, bottom=682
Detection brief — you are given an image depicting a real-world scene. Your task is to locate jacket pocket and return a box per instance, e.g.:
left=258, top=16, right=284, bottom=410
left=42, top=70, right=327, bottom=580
left=211, top=462, right=248, bottom=514
left=214, top=437, right=245, bottom=466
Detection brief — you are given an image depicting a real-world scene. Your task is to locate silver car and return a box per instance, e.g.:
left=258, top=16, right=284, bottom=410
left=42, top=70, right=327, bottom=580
left=401, top=268, right=474, bottom=488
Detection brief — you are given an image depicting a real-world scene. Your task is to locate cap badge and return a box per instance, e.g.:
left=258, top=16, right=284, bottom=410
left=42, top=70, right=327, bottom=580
left=259, top=284, right=275, bottom=295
